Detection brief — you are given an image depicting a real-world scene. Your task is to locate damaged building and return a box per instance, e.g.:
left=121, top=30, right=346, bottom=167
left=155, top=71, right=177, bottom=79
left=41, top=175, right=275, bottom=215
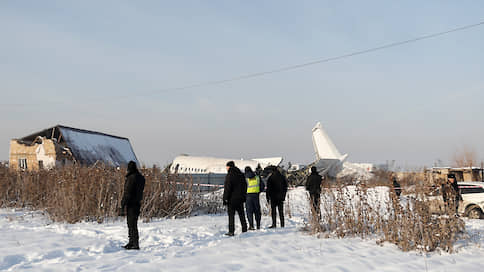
left=426, top=167, right=484, bottom=182
left=9, top=125, right=138, bottom=171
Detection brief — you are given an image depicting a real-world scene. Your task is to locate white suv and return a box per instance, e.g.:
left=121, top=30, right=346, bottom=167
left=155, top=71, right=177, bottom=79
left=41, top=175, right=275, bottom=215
left=428, top=182, right=484, bottom=219
left=458, top=182, right=484, bottom=219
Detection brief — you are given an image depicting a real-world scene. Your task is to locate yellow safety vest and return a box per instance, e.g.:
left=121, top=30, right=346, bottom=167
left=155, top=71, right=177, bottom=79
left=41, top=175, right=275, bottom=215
left=247, top=176, right=260, bottom=194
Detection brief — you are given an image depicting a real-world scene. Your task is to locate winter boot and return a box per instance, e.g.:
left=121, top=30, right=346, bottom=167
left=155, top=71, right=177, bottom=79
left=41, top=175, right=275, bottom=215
left=124, top=241, right=140, bottom=250
left=225, top=232, right=235, bottom=236
left=125, top=244, right=140, bottom=250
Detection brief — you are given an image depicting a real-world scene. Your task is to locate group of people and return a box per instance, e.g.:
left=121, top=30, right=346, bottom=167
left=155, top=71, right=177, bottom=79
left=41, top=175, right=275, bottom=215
left=117, top=160, right=291, bottom=248
left=121, top=161, right=466, bottom=249
left=222, top=161, right=289, bottom=236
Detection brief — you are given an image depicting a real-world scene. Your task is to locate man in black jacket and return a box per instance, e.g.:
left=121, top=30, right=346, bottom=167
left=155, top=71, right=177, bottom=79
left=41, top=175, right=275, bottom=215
left=306, top=166, right=322, bottom=221
left=120, top=161, right=145, bottom=250
left=266, top=166, right=288, bottom=228
left=223, top=161, right=248, bottom=236
left=392, top=176, right=402, bottom=198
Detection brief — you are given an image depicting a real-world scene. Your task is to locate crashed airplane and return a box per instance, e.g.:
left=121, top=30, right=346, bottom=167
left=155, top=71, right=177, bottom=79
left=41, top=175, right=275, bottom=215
left=167, top=155, right=283, bottom=187
left=169, top=155, right=283, bottom=175
left=168, top=122, right=373, bottom=187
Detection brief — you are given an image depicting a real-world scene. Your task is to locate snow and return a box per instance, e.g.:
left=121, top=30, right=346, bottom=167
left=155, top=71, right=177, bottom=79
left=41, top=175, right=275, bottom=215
left=2, top=188, right=484, bottom=271
left=59, top=127, right=138, bottom=166
left=338, top=162, right=374, bottom=180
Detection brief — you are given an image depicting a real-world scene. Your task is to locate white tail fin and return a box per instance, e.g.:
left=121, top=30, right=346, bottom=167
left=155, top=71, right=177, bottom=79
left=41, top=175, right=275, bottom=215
left=312, top=122, right=348, bottom=161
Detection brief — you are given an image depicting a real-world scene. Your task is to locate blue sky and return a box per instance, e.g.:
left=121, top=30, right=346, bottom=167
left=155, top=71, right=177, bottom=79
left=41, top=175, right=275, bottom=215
left=1, top=1, right=483, bottom=168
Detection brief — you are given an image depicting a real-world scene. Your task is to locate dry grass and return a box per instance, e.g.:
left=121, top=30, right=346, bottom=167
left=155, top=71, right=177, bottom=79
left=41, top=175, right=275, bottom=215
left=307, top=172, right=466, bottom=253
left=0, top=164, right=220, bottom=223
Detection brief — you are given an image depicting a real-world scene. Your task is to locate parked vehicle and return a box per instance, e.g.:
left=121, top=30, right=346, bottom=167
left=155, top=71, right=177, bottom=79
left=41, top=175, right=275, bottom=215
left=428, top=182, right=484, bottom=219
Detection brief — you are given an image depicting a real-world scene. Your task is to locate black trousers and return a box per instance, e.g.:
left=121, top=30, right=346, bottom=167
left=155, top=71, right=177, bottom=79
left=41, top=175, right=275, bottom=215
left=270, top=200, right=284, bottom=227
left=228, top=202, right=247, bottom=233
left=309, top=193, right=321, bottom=221
left=246, top=194, right=261, bottom=228
left=127, top=205, right=140, bottom=246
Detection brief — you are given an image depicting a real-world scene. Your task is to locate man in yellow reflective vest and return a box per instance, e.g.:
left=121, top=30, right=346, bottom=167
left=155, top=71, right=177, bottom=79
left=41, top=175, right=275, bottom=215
left=244, top=166, right=265, bottom=230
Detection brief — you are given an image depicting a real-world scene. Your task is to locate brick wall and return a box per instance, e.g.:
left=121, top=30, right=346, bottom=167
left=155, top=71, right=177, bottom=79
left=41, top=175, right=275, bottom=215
left=9, top=139, right=57, bottom=171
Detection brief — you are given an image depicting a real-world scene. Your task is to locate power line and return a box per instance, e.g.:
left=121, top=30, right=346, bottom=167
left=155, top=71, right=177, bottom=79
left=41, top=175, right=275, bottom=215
left=139, top=20, right=484, bottom=96
left=2, top=20, right=484, bottom=107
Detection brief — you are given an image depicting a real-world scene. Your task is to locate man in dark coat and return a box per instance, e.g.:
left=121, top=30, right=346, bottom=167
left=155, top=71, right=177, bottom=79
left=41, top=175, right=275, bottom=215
left=223, top=161, right=248, bottom=236
left=392, top=176, right=402, bottom=198
left=120, top=161, right=145, bottom=250
left=255, top=164, right=263, bottom=177
left=244, top=166, right=264, bottom=230
left=306, top=166, right=322, bottom=221
left=266, top=166, right=288, bottom=228
left=442, top=173, right=462, bottom=214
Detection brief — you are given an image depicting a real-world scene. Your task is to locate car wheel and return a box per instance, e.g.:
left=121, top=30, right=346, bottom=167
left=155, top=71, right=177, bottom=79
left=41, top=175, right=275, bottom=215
left=466, top=206, right=483, bottom=219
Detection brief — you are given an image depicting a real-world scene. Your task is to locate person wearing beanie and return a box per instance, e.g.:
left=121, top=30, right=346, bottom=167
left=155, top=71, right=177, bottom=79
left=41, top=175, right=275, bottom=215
left=266, top=166, right=288, bottom=228
left=306, top=166, right=322, bottom=221
left=223, top=161, right=248, bottom=236
left=442, top=173, right=462, bottom=214
left=244, top=166, right=264, bottom=230
left=120, top=161, right=145, bottom=250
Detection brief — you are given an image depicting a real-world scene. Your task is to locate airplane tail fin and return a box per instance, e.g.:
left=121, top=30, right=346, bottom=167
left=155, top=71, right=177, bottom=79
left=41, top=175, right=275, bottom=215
left=312, top=122, right=347, bottom=162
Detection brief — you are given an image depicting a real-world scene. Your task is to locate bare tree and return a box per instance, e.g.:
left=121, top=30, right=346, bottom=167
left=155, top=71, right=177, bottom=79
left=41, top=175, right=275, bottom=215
left=453, top=147, right=478, bottom=167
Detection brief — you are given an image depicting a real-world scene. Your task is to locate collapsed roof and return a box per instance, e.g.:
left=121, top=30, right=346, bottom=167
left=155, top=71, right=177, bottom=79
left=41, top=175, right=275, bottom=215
left=17, top=125, right=138, bottom=166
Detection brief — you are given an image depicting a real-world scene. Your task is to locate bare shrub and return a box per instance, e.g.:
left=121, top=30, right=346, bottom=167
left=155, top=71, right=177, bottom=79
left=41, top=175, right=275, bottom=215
left=307, top=173, right=466, bottom=253
left=453, top=147, right=478, bottom=167
left=0, top=165, right=217, bottom=223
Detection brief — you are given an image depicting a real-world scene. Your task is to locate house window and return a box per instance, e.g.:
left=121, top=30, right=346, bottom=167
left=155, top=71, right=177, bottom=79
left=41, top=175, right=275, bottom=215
left=38, top=160, right=44, bottom=170
left=19, top=158, right=28, bottom=170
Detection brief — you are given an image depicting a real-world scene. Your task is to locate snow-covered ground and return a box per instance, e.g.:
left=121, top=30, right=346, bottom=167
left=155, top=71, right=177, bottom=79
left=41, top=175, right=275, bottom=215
left=2, top=188, right=484, bottom=271
left=338, top=162, right=374, bottom=180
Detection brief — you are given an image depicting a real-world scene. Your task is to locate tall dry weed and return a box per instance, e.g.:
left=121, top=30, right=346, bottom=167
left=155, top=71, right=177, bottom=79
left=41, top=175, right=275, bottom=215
left=0, top=165, right=218, bottom=223
left=307, top=172, right=465, bottom=253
